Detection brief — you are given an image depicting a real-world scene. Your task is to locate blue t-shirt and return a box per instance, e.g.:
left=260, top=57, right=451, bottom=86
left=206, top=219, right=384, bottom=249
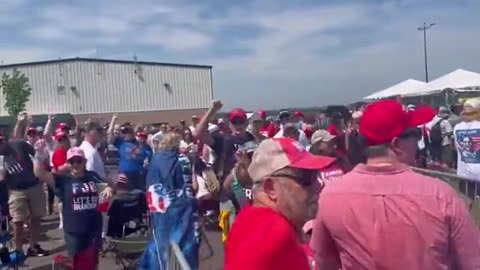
left=114, top=137, right=152, bottom=173
left=55, top=171, right=103, bottom=234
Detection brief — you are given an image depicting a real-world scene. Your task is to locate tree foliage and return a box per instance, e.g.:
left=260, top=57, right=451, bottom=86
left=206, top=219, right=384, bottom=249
left=1, top=69, right=32, bottom=117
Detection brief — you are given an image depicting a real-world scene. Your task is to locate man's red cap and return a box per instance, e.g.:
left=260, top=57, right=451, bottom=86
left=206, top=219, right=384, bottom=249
left=229, top=108, right=247, bottom=122
left=136, top=131, right=147, bottom=138
left=360, top=100, right=435, bottom=146
left=54, top=132, right=68, bottom=141
left=294, top=111, right=304, bottom=118
left=258, top=110, right=266, bottom=119
left=27, top=127, right=37, bottom=135
left=248, top=137, right=335, bottom=182
left=56, top=123, right=69, bottom=130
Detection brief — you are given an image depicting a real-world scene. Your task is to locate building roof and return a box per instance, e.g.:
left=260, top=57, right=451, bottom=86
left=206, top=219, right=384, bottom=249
left=0, top=57, right=212, bottom=69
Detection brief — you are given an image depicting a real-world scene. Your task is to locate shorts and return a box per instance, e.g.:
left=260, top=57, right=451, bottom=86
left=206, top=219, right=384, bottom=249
left=8, top=183, right=46, bottom=223
left=219, top=200, right=236, bottom=229
left=441, top=145, right=453, bottom=163
left=64, top=230, right=101, bottom=270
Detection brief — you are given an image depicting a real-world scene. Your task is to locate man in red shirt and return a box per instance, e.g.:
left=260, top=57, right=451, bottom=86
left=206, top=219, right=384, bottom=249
left=257, top=110, right=278, bottom=138
left=311, top=100, right=480, bottom=270
left=52, top=132, right=71, bottom=173
left=224, top=137, right=334, bottom=270
left=51, top=131, right=71, bottom=229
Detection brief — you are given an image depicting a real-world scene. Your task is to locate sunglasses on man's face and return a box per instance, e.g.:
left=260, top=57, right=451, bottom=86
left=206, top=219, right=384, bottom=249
left=270, top=170, right=318, bottom=187
left=231, top=118, right=246, bottom=126
left=68, top=157, right=84, bottom=164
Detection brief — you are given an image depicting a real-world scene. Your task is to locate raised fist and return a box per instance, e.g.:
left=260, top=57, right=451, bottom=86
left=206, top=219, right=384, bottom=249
left=17, top=114, right=27, bottom=122
left=211, top=100, right=223, bottom=111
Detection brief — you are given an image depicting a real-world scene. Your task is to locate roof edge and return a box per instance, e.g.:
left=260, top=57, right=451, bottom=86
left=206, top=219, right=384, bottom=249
left=0, top=57, right=212, bottom=69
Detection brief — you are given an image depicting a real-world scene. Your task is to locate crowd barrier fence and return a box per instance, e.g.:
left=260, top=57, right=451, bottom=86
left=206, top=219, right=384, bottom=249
left=412, top=167, right=480, bottom=225
left=169, top=241, right=192, bottom=270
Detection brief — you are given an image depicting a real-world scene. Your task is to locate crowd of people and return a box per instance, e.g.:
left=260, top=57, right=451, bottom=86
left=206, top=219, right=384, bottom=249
left=0, top=96, right=478, bottom=269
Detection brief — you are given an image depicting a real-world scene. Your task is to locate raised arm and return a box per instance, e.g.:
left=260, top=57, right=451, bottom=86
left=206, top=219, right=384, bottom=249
left=33, top=141, right=55, bottom=186
left=11, top=114, right=27, bottom=142
left=107, top=113, right=118, bottom=144
left=193, top=100, right=223, bottom=143
left=43, top=114, right=55, bottom=142
left=23, top=115, right=34, bottom=139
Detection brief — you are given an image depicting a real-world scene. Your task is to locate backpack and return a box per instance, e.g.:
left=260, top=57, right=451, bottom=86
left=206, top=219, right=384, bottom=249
left=430, top=120, right=443, bottom=145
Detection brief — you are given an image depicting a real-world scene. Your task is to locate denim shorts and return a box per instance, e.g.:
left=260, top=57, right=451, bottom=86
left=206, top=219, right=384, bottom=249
left=64, top=228, right=102, bottom=258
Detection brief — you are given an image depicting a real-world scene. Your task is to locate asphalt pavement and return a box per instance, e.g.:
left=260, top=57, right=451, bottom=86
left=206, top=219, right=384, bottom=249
left=17, top=214, right=224, bottom=270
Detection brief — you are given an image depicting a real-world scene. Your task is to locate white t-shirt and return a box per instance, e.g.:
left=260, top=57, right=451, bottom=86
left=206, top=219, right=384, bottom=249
left=426, top=116, right=453, bottom=146
left=454, top=120, right=480, bottom=181
left=274, top=127, right=309, bottom=147
left=440, top=120, right=453, bottom=146
left=80, top=140, right=106, bottom=179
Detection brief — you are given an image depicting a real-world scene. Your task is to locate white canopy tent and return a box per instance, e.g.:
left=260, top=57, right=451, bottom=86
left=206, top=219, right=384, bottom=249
left=363, top=79, right=426, bottom=100
left=404, top=69, right=480, bottom=97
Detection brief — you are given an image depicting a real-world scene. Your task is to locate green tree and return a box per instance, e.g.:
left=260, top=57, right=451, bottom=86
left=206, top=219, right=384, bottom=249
left=1, top=69, right=32, bottom=117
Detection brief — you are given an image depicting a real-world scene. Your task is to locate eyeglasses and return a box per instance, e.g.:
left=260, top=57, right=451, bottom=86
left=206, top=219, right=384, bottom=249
left=269, top=170, right=318, bottom=187
left=230, top=117, right=246, bottom=126
left=68, top=157, right=84, bottom=164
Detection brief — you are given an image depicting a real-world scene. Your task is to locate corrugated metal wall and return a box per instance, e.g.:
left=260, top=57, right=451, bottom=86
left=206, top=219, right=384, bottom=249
left=0, top=60, right=212, bottom=116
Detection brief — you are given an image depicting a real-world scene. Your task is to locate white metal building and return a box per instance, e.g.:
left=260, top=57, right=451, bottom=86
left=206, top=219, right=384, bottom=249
left=0, top=58, right=213, bottom=123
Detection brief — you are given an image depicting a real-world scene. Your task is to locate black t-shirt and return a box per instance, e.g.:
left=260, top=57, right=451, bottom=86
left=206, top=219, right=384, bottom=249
left=2, top=141, right=38, bottom=190
left=55, top=171, right=103, bottom=234
left=210, top=132, right=255, bottom=202
left=347, top=132, right=366, bottom=166
left=211, top=132, right=255, bottom=177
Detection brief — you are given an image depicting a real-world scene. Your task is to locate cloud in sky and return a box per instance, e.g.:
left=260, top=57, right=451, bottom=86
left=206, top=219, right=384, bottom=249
left=1, top=0, right=479, bottom=110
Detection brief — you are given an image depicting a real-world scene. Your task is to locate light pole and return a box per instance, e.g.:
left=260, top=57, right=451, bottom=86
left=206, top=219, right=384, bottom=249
left=417, top=22, right=435, bottom=82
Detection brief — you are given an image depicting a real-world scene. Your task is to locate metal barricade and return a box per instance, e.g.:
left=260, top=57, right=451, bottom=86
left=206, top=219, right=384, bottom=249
left=412, top=167, right=480, bottom=225
left=169, top=241, right=191, bottom=270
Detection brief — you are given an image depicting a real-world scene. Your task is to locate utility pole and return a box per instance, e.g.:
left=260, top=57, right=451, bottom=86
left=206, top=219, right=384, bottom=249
left=417, top=22, right=436, bottom=82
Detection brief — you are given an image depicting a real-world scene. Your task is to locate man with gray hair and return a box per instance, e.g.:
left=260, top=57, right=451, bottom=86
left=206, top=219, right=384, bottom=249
left=224, top=137, right=334, bottom=270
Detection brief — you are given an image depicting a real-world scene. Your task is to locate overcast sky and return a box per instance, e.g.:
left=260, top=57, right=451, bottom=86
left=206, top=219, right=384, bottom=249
left=1, top=0, right=479, bottom=110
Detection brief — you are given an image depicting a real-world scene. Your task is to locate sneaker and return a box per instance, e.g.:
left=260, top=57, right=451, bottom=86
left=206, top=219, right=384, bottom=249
left=27, top=244, right=49, bottom=257
left=9, top=250, right=26, bottom=264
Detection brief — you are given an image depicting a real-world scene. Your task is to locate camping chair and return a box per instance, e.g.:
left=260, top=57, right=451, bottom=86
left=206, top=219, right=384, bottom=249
left=0, top=217, right=24, bottom=270
left=109, top=236, right=149, bottom=270
left=106, top=191, right=149, bottom=238
left=101, top=191, right=149, bottom=257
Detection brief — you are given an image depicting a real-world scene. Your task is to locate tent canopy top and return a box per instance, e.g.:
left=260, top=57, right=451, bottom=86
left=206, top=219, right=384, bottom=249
left=403, top=69, right=480, bottom=97
left=364, top=79, right=426, bottom=100
left=425, top=69, right=480, bottom=92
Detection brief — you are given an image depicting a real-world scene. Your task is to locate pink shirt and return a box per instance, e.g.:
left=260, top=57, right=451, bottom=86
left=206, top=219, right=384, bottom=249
left=311, top=163, right=480, bottom=270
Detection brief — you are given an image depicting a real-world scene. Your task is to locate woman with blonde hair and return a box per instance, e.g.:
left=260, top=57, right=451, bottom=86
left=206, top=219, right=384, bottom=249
left=140, top=132, right=200, bottom=270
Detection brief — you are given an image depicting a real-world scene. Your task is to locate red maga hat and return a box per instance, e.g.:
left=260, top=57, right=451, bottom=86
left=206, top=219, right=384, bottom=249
left=228, top=108, right=247, bottom=122
left=360, top=100, right=434, bottom=146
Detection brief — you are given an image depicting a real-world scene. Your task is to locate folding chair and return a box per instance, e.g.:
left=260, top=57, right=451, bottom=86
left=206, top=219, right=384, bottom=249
left=109, top=236, right=149, bottom=270
left=0, top=218, right=24, bottom=270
